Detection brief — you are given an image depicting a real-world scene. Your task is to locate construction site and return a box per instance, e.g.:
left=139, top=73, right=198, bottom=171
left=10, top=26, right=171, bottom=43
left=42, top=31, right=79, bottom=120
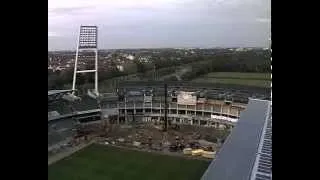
left=48, top=26, right=272, bottom=180
left=48, top=86, right=234, bottom=162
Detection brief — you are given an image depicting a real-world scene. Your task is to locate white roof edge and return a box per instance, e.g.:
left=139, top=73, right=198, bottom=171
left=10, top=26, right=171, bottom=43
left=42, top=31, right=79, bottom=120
left=248, top=98, right=271, bottom=103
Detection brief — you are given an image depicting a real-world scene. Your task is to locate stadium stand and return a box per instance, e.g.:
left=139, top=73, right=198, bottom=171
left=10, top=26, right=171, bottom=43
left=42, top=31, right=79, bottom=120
left=48, top=90, right=101, bottom=148
left=48, top=117, right=75, bottom=146
left=48, top=100, right=73, bottom=115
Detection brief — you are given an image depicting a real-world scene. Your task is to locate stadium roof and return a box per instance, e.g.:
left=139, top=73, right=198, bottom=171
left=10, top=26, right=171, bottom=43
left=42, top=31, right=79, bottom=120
left=48, top=109, right=100, bottom=122
left=201, top=98, right=272, bottom=180
left=48, top=89, right=75, bottom=104
left=48, top=89, right=73, bottom=96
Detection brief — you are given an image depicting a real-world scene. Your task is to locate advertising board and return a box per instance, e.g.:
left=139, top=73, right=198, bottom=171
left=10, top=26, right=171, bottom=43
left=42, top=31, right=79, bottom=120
left=177, top=91, right=197, bottom=105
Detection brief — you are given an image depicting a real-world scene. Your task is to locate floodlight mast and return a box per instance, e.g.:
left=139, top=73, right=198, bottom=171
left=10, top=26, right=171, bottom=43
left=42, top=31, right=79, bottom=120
left=72, top=26, right=99, bottom=95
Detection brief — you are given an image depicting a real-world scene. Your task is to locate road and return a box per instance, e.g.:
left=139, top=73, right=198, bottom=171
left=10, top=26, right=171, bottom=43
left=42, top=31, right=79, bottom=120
left=159, top=67, right=191, bottom=81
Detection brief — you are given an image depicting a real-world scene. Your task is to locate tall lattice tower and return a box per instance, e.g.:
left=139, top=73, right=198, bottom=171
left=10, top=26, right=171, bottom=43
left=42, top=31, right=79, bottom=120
left=72, top=26, right=99, bottom=95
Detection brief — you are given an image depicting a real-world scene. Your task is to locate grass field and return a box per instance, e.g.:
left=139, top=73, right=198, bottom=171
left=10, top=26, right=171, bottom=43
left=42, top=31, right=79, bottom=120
left=48, top=144, right=210, bottom=180
left=192, top=72, right=271, bottom=88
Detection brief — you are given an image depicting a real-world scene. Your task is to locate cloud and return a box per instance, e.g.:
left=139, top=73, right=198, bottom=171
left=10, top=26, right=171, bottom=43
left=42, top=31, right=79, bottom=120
left=49, top=6, right=93, bottom=15
left=48, top=0, right=271, bottom=50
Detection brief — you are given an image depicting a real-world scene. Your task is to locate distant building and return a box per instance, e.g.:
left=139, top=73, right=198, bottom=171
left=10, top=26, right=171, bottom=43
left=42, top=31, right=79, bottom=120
left=235, top=48, right=244, bottom=52
left=127, top=55, right=135, bottom=60
left=138, top=56, right=151, bottom=63
left=116, top=65, right=124, bottom=72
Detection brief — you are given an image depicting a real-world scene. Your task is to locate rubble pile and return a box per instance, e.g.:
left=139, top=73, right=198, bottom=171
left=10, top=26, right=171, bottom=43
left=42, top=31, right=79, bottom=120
left=94, top=123, right=230, bottom=159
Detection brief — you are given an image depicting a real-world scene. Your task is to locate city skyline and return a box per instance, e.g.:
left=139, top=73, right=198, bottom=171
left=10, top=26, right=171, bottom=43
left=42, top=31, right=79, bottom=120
left=49, top=0, right=271, bottom=51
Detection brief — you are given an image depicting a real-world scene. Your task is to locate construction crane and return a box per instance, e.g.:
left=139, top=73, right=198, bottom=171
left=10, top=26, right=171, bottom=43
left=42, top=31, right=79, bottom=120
left=163, top=84, right=168, bottom=131
left=162, top=83, right=180, bottom=131
left=130, top=110, right=136, bottom=124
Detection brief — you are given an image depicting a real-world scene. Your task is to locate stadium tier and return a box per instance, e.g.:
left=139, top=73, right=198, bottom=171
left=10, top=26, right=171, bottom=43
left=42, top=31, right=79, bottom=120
left=98, top=85, right=268, bottom=127
left=48, top=85, right=270, bottom=149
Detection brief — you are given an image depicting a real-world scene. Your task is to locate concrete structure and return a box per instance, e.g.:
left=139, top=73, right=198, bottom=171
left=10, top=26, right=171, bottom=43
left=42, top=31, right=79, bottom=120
left=48, top=89, right=74, bottom=103
left=201, top=98, right=272, bottom=180
left=100, top=89, right=247, bottom=127
left=48, top=85, right=270, bottom=150
left=48, top=91, right=100, bottom=147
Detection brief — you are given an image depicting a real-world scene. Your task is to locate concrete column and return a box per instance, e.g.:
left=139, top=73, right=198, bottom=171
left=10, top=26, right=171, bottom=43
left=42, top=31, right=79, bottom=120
left=124, top=110, right=127, bottom=124
left=124, top=97, right=127, bottom=124
left=220, top=104, right=223, bottom=115
left=176, top=104, right=179, bottom=115
left=117, top=102, right=120, bottom=124
left=143, top=100, right=145, bottom=114
left=201, top=104, right=204, bottom=118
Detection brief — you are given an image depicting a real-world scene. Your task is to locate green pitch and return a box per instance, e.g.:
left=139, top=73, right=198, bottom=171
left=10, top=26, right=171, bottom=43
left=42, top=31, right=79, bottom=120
left=48, top=144, right=210, bottom=180
left=192, top=72, right=271, bottom=88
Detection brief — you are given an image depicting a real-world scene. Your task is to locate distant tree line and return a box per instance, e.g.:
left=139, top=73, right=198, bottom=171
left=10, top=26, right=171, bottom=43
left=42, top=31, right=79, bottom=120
left=48, top=65, right=128, bottom=90
left=48, top=50, right=271, bottom=89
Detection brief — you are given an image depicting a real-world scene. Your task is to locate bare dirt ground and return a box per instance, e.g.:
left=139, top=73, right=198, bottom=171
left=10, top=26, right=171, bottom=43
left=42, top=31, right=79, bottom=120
left=96, top=123, right=229, bottom=159
left=48, top=123, right=229, bottom=165
left=104, top=124, right=228, bottom=147
left=99, top=143, right=212, bottom=162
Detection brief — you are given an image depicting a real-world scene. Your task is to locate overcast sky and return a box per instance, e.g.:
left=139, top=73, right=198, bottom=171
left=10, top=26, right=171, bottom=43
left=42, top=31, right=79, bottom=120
left=48, top=0, right=271, bottom=50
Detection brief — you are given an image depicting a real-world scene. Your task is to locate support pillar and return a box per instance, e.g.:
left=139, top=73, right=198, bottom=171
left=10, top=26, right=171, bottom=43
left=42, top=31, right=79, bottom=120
left=117, top=102, right=120, bottom=124
left=124, top=97, right=127, bottom=124
left=202, top=104, right=204, bottom=116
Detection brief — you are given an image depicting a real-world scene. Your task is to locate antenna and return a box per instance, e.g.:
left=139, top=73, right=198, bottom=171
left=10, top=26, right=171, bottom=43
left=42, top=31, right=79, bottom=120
left=72, top=26, right=99, bottom=95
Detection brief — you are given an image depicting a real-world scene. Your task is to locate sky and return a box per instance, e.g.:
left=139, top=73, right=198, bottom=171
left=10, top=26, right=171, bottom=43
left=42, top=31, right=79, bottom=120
left=48, top=0, right=271, bottom=50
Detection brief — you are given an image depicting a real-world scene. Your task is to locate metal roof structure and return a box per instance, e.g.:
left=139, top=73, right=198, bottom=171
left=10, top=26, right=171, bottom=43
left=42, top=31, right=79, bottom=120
left=48, top=89, right=74, bottom=104
left=48, top=109, right=101, bottom=122
left=201, top=98, right=272, bottom=180
left=48, top=89, right=73, bottom=96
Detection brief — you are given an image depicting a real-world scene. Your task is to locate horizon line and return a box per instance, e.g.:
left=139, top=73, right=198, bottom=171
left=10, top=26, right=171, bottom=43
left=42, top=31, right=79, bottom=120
left=48, top=46, right=268, bottom=52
